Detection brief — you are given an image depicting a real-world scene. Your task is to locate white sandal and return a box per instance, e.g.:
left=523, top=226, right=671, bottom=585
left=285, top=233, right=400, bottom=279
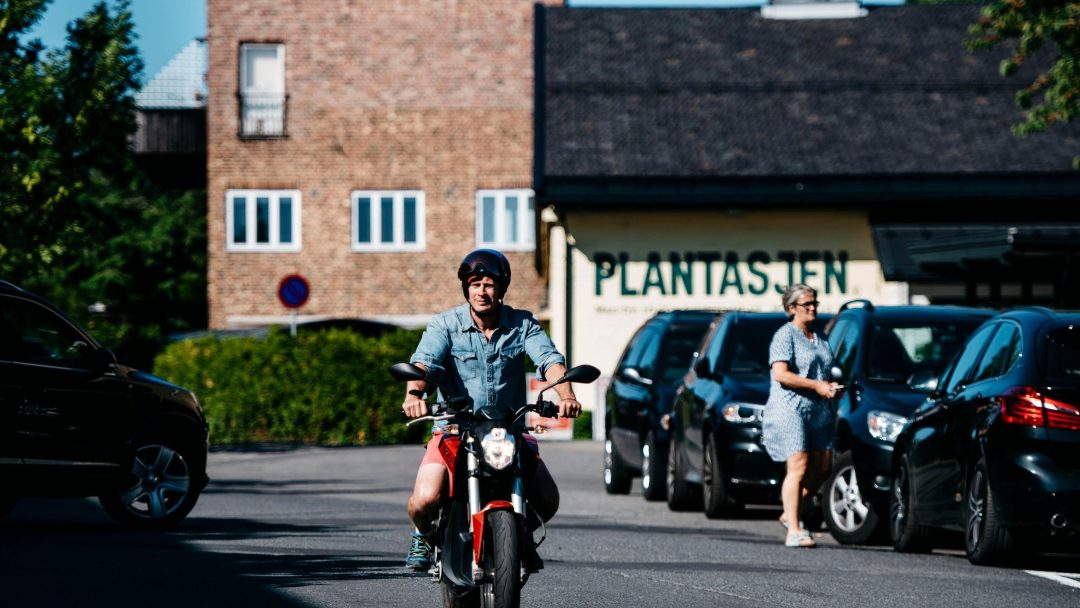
left=785, top=530, right=816, bottom=548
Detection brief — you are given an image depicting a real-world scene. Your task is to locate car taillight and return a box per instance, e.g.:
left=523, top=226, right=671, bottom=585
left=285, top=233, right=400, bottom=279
left=1000, top=386, right=1080, bottom=431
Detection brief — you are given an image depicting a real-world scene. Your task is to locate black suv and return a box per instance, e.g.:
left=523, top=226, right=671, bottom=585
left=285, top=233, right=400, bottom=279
left=604, top=310, right=715, bottom=500
left=822, top=300, right=991, bottom=544
left=891, top=308, right=1080, bottom=564
left=666, top=311, right=795, bottom=516
left=0, top=281, right=209, bottom=527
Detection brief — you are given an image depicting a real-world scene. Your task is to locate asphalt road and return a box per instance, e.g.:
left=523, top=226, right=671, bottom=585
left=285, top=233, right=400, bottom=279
left=2, top=440, right=1079, bottom=607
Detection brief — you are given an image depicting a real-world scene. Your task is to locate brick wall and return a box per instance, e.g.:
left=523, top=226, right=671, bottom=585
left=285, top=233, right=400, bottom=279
left=207, top=0, right=560, bottom=328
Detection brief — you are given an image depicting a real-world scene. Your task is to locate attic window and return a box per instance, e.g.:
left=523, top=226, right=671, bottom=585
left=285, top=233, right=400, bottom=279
left=761, top=1, right=867, bottom=20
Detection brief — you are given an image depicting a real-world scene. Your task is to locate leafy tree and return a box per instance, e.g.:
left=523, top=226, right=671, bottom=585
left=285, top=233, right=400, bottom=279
left=1, top=0, right=207, bottom=367
left=967, top=1, right=1080, bottom=153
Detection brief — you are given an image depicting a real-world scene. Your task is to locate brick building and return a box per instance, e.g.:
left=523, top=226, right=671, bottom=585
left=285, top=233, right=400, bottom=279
left=206, top=0, right=555, bottom=329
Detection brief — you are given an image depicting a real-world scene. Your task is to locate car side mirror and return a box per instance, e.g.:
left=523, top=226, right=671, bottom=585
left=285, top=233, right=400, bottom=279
left=620, top=367, right=654, bottom=387
left=92, top=347, right=117, bottom=371
left=906, top=370, right=938, bottom=395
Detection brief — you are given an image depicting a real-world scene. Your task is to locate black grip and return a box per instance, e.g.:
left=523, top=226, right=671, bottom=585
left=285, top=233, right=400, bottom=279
left=539, top=401, right=559, bottom=419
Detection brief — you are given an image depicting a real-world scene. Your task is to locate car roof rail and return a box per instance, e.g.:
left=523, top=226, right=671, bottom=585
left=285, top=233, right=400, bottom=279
left=839, top=299, right=874, bottom=313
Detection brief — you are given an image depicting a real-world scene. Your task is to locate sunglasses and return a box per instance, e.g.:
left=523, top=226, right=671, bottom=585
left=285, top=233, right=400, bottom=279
left=795, top=300, right=820, bottom=309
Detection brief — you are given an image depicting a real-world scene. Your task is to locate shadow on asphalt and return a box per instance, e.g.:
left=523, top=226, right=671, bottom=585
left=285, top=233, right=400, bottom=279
left=0, top=498, right=410, bottom=608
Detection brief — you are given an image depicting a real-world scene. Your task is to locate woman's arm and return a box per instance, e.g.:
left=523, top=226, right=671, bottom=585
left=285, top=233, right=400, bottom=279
left=771, top=361, right=839, bottom=399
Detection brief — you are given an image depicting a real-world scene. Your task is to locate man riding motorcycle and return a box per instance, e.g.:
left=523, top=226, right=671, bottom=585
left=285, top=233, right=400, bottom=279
left=402, top=249, right=581, bottom=571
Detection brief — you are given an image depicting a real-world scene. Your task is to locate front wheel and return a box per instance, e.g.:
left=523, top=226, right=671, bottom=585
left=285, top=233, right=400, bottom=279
left=824, top=451, right=882, bottom=545
left=442, top=583, right=480, bottom=608
left=603, top=438, right=632, bottom=495
left=965, top=459, right=1012, bottom=565
left=703, top=432, right=742, bottom=519
left=889, top=454, right=932, bottom=553
left=481, top=510, right=521, bottom=608
left=666, top=438, right=699, bottom=511
left=641, top=431, right=667, bottom=502
left=99, top=439, right=201, bottom=528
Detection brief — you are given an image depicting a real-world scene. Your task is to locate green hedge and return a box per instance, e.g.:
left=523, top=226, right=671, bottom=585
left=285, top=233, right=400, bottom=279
left=153, top=327, right=428, bottom=446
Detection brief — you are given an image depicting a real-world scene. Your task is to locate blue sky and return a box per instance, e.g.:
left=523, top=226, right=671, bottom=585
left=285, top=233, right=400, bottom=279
left=26, top=0, right=206, bottom=85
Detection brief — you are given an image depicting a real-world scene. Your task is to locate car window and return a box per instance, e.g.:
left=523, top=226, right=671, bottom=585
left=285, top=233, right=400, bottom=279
left=866, top=320, right=984, bottom=384
left=722, top=317, right=786, bottom=374
left=970, top=323, right=1020, bottom=383
left=940, top=324, right=999, bottom=394
left=658, top=324, right=710, bottom=384
left=619, top=324, right=653, bottom=370
left=830, top=318, right=861, bottom=379
left=1045, top=325, right=1080, bottom=385
left=635, top=331, right=662, bottom=379
left=700, top=319, right=729, bottom=377
left=0, top=296, right=93, bottom=367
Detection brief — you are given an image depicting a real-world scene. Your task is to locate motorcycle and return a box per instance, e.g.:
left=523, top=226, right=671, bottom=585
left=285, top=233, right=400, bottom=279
left=390, top=362, right=601, bottom=608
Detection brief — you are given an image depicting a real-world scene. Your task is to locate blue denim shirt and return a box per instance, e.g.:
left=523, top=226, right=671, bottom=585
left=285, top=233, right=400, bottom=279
left=410, top=303, right=565, bottom=429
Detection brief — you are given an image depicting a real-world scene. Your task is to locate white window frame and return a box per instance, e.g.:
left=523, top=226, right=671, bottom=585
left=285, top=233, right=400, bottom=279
left=225, top=189, right=302, bottom=252
left=239, top=43, right=286, bottom=137
left=475, top=189, right=535, bottom=251
left=351, top=190, right=426, bottom=252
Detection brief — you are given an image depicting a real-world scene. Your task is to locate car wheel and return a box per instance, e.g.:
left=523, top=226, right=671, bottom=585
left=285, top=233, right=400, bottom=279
left=702, top=432, right=742, bottom=519
left=603, top=438, right=632, bottom=495
left=889, top=454, right=932, bottom=553
left=824, top=451, right=883, bottom=545
left=666, top=438, right=699, bottom=511
left=641, top=431, right=667, bottom=502
left=99, top=439, right=202, bottom=528
left=965, top=459, right=1013, bottom=565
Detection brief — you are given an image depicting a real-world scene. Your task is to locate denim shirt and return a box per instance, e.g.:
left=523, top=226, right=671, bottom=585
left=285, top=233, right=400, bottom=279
left=410, top=303, right=565, bottom=429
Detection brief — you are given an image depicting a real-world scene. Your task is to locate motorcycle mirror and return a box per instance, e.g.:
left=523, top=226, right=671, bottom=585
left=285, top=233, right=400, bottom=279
left=560, top=364, right=601, bottom=384
left=388, top=362, right=426, bottom=382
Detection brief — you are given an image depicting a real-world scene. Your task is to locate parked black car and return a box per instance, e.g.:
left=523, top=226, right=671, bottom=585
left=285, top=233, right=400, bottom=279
left=0, top=281, right=209, bottom=527
left=604, top=310, right=715, bottom=500
left=822, top=301, right=991, bottom=544
left=890, top=307, right=1080, bottom=564
left=666, top=311, right=796, bottom=516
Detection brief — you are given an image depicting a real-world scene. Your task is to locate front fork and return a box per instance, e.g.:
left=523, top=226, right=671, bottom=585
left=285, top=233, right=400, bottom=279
left=467, top=435, right=526, bottom=583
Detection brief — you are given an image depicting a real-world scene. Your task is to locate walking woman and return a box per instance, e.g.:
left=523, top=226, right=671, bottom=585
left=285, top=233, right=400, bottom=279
left=761, top=284, right=840, bottom=548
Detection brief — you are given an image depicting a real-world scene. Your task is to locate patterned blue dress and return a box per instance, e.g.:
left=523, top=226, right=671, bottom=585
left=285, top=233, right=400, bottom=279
left=761, top=322, right=836, bottom=462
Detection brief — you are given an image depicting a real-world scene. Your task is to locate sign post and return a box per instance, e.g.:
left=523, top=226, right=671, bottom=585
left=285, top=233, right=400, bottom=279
left=277, top=274, right=311, bottom=336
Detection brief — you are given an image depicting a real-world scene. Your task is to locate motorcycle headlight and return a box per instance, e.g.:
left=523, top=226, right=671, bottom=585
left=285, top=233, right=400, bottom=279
left=722, top=402, right=765, bottom=424
left=867, top=410, right=908, bottom=443
left=480, top=427, right=516, bottom=470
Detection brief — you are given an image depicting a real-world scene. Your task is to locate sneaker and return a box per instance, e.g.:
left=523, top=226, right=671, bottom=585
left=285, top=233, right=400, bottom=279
left=405, top=532, right=435, bottom=571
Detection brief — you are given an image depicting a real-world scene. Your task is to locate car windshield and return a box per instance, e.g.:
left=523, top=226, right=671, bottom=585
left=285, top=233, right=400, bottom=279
left=659, top=323, right=710, bottom=384
left=866, top=320, right=984, bottom=384
left=1045, top=325, right=1080, bottom=384
left=722, top=318, right=785, bottom=375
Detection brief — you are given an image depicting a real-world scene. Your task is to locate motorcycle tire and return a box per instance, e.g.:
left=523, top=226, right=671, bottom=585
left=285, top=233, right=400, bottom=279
left=441, top=582, right=480, bottom=608
left=481, top=510, right=521, bottom=608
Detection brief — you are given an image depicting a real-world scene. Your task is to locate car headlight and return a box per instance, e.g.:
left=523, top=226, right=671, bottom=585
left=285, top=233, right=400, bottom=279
left=722, top=402, right=765, bottom=424
left=867, top=410, right=907, bottom=443
left=480, top=427, right=517, bottom=470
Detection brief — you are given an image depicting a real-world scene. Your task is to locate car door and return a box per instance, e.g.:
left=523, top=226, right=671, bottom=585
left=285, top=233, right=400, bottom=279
left=827, top=317, right=861, bottom=420
left=609, top=324, right=660, bottom=468
left=907, top=323, right=998, bottom=525
left=3, top=295, right=133, bottom=465
left=683, top=318, right=729, bottom=469
left=0, top=302, right=22, bottom=464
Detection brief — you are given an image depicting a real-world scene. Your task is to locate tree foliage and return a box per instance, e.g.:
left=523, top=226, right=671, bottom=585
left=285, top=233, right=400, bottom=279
left=1, top=0, right=206, bottom=367
left=968, top=1, right=1080, bottom=145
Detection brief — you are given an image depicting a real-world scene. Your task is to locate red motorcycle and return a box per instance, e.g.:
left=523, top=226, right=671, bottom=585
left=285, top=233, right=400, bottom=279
left=391, top=362, right=600, bottom=608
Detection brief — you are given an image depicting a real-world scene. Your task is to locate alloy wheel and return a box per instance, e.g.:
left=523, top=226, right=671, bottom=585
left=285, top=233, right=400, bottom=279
left=966, top=468, right=986, bottom=552
left=828, top=464, right=869, bottom=533
left=118, top=444, right=192, bottom=520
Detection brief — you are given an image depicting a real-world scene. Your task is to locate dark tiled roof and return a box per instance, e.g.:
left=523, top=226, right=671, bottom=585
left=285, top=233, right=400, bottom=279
left=539, top=5, right=1080, bottom=180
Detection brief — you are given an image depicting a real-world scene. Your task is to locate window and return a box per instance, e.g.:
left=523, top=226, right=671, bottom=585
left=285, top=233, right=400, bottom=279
left=476, top=189, right=535, bottom=251
left=352, top=191, right=425, bottom=251
left=239, top=43, right=286, bottom=137
left=226, top=190, right=301, bottom=251
left=971, top=323, right=1020, bottom=383
left=941, top=324, right=998, bottom=395
left=0, top=296, right=93, bottom=367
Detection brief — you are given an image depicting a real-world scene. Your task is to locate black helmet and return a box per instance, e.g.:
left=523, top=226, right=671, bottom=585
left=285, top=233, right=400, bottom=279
left=457, top=249, right=511, bottom=298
